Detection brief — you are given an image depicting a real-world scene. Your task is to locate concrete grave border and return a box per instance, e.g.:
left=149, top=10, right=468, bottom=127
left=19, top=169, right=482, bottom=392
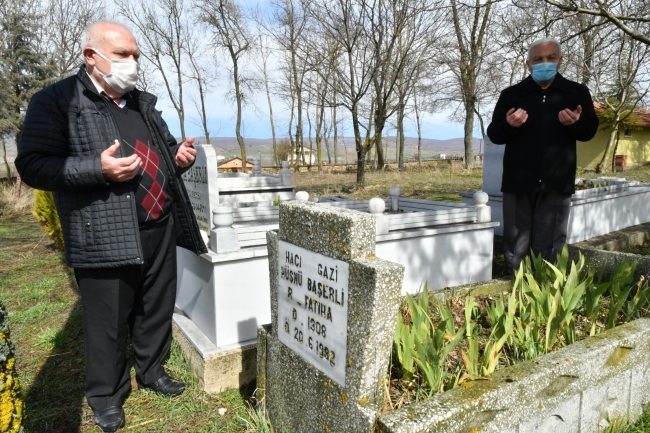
left=377, top=225, right=650, bottom=433
left=377, top=317, right=650, bottom=433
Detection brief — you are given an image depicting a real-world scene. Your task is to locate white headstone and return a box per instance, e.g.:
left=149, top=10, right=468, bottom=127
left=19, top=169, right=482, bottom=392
left=181, top=144, right=219, bottom=243
left=482, top=135, right=504, bottom=196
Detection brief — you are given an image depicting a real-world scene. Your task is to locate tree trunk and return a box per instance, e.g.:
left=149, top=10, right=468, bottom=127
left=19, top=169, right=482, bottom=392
left=316, top=103, right=325, bottom=172
left=463, top=102, right=475, bottom=168
left=352, top=106, right=366, bottom=188
left=306, top=105, right=313, bottom=171
left=414, top=90, right=422, bottom=167
left=397, top=103, right=405, bottom=171
left=1, top=136, right=11, bottom=182
left=597, top=126, right=620, bottom=174
left=262, top=50, right=278, bottom=165
left=332, top=96, right=338, bottom=165
left=233, top=57, right=247, bottom=173
left=14, top=174, right=21, bottom=198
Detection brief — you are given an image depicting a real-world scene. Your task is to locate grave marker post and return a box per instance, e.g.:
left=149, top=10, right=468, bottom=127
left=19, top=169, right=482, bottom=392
left=259, top=201, right=404, bottom=433
left=180, top=144, right=219, bottom=244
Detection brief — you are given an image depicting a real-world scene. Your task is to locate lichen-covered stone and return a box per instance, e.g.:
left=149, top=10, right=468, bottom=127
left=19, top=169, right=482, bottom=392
left=567, top=222, right=650, bottom=282
left=376, top=318, right=650, bottom=433
left=278, top=201, right=376, bottom=261
left=262, top=203, right=403, bottom=433
left=0, top=302, right=24, bottom=433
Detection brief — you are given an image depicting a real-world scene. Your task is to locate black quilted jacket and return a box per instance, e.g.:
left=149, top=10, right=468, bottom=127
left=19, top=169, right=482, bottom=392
left=487, top=74, right=599, bottom=195
left=16, top=66, right=207, bottom=268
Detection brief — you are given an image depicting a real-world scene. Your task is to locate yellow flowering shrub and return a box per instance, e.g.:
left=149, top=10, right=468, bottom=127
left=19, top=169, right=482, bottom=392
left=32, top=190, right=64, bottom=250
left=0, top=302, right=24, bottom=433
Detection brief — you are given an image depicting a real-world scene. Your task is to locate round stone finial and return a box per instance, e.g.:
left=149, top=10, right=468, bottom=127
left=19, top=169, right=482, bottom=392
left=213, top=206, right=234, bottom=228
left=281, top=161, right=290, bottom=169
left=368, top=197, right=386, bottom=214
left=389, top=186, right=402, bottom=197
left=473, top=190, right=489, bottom=206
left=295, top=191, right=309, bottom=201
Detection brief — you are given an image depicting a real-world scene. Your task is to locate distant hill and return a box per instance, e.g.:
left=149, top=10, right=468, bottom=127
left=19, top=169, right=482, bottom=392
left=191, top=136, right=484, bottom=165
left=0, top=135, right=483, bottom=178
left=193, top=136, right=480, bottom=151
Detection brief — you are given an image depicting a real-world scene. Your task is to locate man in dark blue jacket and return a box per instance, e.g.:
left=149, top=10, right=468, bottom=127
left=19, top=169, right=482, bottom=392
left=16, top=21, right=207, bottom=432
left=487, top=38, right=599, bottom=274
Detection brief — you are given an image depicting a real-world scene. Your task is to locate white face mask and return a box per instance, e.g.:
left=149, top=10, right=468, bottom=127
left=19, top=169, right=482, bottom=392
left=92, top=48, right=139, bottom=94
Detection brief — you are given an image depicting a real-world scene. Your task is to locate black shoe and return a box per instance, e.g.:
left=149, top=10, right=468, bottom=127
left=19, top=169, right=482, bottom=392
left=138, top=374, right=186, bottom=397
left=93, top=406, right=125, bottom=432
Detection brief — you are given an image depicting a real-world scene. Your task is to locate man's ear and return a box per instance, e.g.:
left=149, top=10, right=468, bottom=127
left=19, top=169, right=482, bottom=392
left=525, top=59, right=532, bottom=73
left=83, top=48, right=96, bottom=67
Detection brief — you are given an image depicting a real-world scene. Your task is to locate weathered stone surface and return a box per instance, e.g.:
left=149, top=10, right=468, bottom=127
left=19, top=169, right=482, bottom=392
left=580, top=371, right=631, bottom=432
left=172, top=317, right=256, bottom=393
left=376, top=318, right=650, bottom=433
left=566, top=222, right=650, bottom=283
left=278, top=201, right=376, bottom=262
left=518, top=395, right=581, bottom=433
left=629, top=361, right=650, bottom=421
left=429, top=277, right=512, bottom=304
left=262, top=203, right=403, bottom=433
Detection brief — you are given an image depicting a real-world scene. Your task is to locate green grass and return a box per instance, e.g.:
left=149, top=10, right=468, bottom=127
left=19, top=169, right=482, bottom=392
left=580, top=163, right=650, bottom=183
left=0, top=209, right=256, bottom=432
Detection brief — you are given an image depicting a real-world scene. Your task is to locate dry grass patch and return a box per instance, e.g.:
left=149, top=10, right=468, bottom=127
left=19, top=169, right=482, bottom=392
left=0, top=182, right=34, bottom=220
left=293, top=164, right=482, bottom=202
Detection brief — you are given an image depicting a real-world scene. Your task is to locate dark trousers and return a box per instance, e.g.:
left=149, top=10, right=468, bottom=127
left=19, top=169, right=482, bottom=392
left=503, top=191, right=572, bottom=274
left=75, top=216, right=177, bottom=411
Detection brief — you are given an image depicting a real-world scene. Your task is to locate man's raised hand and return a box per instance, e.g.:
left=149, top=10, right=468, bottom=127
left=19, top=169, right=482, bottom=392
left=101, top=140, right=142, bottom=182
left=175, top=136, right=197, bottom=168
left=506, top=108, right=528, bottom=128
left=559, top=105, right=582, bottom=126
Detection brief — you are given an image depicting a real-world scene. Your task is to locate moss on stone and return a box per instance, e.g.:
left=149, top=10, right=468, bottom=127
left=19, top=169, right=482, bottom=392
left=0, top=302, right=24, bottom=433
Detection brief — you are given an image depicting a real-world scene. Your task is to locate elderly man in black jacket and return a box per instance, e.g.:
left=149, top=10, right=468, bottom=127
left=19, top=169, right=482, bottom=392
left=487, top=38, right=599, bottom=274
left=16, top=21, right=206, bottom=432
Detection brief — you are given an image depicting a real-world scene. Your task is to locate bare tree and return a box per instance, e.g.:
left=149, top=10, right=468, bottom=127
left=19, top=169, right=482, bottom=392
left=265, top=0, right=311, bottom=171
left=256, top=33, right=279, bottom=165
left=366, top=0, right=441, bottom=171
left=446, top=0, right=494, bottom=168
left=543, top=0, right=650, bottom=45
left=306, top=0, right=438, bottom=186
left=185, top=25, right=216, bottom=145
left=303, top=31, right=340, bottom=172
left=118, top=0, right=190, bottom=141
left=307, top=0, right=376, bottom=186
left=198, top=0, right=255, bottom=171
left=41, top=0, right=105, bottom=78
left=592, top=31, right=650, bottom=172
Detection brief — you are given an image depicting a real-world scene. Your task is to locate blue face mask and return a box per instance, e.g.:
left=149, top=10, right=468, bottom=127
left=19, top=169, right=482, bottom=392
left=531, top=62, right=557, bottom=83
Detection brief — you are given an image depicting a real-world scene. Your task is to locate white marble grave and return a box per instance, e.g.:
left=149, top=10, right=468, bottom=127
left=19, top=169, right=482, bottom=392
left=181, top=144, right=219, bottom=243
left=467, top=135, right=650, bottom=243
left=174, top=175, right=497, bottom=392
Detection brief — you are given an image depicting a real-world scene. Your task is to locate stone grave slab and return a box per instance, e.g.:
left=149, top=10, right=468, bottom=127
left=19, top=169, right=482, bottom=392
left=258, top=201, right=404, bottom=433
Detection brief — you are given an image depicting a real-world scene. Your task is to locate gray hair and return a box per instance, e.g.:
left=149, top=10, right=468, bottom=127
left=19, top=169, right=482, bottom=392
left=527, top=38, right=562, bottom=60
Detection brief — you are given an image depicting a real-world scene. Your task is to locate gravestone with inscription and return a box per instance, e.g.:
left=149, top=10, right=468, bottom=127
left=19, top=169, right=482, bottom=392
left=258, top=201, right=404, bottom=433
left=181, top=144, right=219, bottom=243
